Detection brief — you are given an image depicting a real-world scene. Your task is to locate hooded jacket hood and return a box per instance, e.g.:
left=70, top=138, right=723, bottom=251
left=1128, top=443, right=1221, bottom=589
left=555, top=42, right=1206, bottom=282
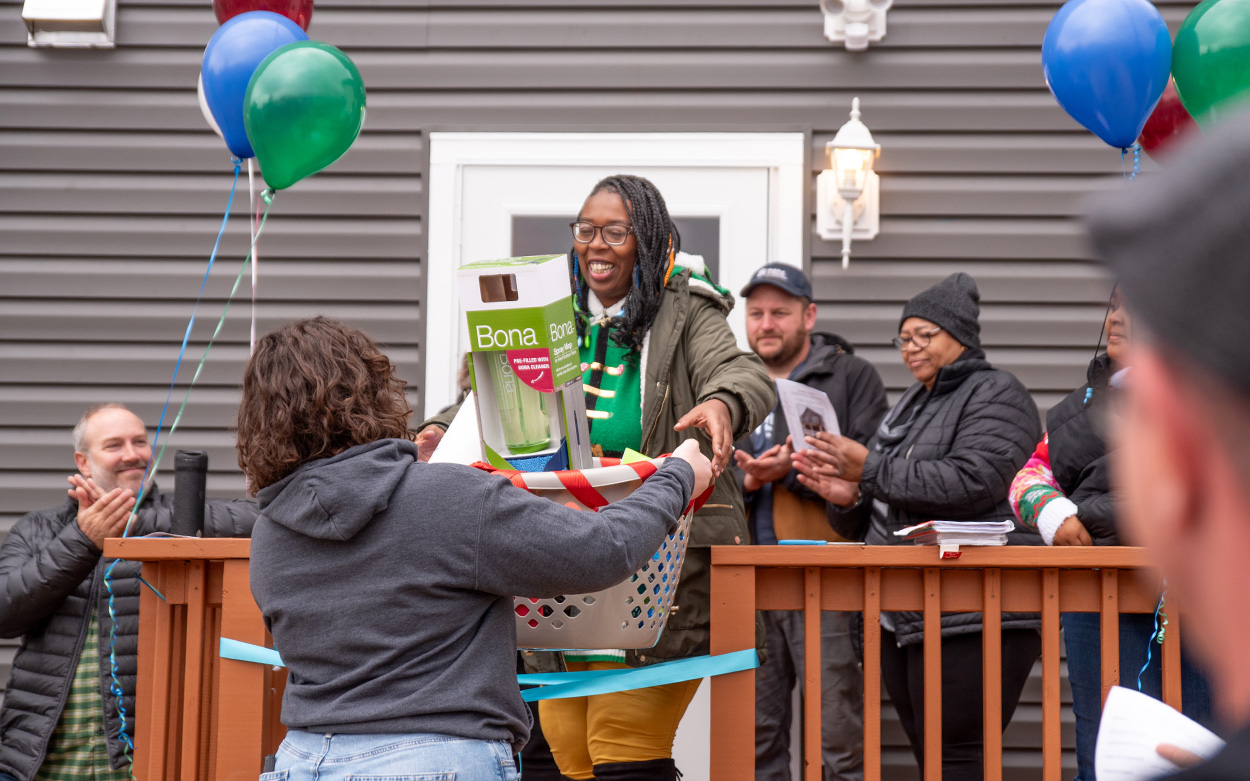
left=257, top=439, right=416, bottom=541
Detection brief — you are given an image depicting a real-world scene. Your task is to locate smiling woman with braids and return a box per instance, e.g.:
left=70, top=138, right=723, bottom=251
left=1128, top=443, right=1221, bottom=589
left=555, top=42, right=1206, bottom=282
left=419, top=175, right=775, bottom=781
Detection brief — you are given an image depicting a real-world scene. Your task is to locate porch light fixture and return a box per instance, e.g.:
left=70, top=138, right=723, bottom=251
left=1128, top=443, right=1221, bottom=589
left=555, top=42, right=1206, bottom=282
left=22, top=0, right=116, bottom=48
left=817, top=97, right=881, bottom=268
left=821, top=0, right=892, bottom=51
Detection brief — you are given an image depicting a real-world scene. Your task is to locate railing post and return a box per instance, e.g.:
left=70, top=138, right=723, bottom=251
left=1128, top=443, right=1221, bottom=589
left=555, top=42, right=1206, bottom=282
left=982, top=568, right=1003, bottom=781
left=1100, top=569, right=1120, bottom=705
left=217, top=559, right=270, bottom=780
left=180, top=561, right=208, bottom=781
left=710, top=560, right=757, bottom=781
left=133, top=562, right=162, bottom=781
left=1042, top=568, right=1061, bottom=781
left=922, top=568, right=942, bottom=781
left=804, top=567, right=822, bottom=781
left=863, top=567, right=882, bottom=781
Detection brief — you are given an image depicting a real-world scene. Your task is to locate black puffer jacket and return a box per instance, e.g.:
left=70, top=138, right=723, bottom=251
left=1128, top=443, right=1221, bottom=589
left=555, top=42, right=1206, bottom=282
left=1045, top=354, right=1118, bottom=544
left=828, top=350, right=1042, bottom=646
left=0, top=489, right=256, bottom=780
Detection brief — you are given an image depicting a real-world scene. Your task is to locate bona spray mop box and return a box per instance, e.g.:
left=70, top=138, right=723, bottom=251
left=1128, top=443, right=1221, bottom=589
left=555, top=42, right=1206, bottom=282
left=456, top=254, right=593, bottom=472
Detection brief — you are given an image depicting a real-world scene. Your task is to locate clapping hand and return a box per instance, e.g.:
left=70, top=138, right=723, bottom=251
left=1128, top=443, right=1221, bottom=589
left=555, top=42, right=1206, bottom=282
left=68, top=475, right=135, bottom=550
left=792, top=451, right=861, bottom=507
left=732, top=439, right=794, bottom=492
left=791, top=431, right=870, bottom=482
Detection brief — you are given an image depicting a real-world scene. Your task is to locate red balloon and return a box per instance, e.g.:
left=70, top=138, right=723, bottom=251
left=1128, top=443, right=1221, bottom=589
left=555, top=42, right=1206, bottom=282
left=1138, top=80, right=1200, bottom=160
left=213, top=0, right=312, bottom=31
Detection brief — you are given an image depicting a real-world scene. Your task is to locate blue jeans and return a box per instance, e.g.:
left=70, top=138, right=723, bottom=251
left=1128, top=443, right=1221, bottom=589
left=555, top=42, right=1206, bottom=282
left=265, top=730, right=519, bottom=781
left=1062, top=612, right=1216, bottom=781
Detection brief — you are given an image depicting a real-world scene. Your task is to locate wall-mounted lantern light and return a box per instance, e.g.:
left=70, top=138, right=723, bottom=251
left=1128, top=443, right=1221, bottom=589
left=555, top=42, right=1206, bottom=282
left=817, top=97, right=881, bottom=269
left=22, top=0, right=116, bottom=48
left=821, top=0, right=893, bottom=51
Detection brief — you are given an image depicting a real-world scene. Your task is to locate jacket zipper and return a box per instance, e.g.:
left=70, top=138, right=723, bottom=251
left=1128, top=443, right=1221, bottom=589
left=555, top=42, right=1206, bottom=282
left=640, top=379, right=671, bottom=455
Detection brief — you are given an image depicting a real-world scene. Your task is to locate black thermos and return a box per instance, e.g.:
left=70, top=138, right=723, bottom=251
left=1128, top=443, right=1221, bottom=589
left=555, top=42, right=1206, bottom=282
left=173, top=450, right=208, bottom=537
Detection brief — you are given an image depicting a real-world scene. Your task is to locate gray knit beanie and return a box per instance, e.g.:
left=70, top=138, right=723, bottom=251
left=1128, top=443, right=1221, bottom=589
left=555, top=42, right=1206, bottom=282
left=899, top=272, right=981, bottom=349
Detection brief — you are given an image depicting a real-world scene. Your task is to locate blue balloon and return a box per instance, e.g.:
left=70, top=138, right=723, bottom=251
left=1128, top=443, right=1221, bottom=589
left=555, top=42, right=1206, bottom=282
left=1042, top=0, right=1172, bottom=149
left=201, top=11, right=307, bottom=158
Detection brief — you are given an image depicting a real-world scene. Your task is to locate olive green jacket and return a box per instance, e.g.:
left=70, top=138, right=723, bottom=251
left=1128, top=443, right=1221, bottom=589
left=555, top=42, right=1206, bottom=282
left=420, top=268, right=775, bottom=669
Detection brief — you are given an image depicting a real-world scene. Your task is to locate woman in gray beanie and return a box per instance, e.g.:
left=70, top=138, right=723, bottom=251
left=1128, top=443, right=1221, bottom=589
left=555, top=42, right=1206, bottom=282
left=793, top=272, right=1043, bottom=781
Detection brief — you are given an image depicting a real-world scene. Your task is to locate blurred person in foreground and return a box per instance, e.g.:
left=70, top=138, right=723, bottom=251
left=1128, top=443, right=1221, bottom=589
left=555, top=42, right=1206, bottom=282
left=1009, top=285, right=1214, bottom=781
left=1085, top=108, right=1250, bottom=780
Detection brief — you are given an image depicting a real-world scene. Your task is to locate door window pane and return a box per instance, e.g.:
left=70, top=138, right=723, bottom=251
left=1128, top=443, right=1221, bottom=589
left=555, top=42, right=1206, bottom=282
left=511, top=215, right=721, bottom=283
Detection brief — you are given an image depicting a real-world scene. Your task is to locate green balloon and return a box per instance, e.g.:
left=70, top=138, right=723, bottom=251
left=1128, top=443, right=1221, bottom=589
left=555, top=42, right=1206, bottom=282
left=244, top=41, right=366, bottom=191
left=1173, top=0, right=1250, bottom=126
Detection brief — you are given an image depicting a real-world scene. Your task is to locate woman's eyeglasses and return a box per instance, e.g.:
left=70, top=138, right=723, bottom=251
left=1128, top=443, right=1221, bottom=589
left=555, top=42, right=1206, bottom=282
left=892, top=326, right=943, bottom=350
left=571, top=221, right=634, bottom=246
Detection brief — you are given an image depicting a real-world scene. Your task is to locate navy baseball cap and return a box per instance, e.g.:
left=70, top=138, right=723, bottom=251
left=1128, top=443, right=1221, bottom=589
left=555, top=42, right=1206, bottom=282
left=740, top=263, right=813, bottom=300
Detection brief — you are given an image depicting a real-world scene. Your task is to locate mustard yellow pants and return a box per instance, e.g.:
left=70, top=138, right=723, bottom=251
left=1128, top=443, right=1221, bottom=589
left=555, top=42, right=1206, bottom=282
left=538, top=661, right=702, bottom=780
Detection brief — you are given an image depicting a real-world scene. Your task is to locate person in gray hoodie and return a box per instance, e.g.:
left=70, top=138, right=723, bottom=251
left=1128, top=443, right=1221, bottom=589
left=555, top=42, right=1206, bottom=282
left=236, top=317, right=711, bottom=781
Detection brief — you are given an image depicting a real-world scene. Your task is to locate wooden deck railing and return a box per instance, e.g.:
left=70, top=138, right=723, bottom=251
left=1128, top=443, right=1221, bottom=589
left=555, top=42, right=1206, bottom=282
left=104, top=537, right=284, bottom=781
left=106, top=539, right=1178, bottom=781
left=708, top=545, right=1179, bottom=781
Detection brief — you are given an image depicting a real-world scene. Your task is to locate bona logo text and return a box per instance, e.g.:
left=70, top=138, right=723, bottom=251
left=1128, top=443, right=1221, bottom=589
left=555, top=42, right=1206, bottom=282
left=476, top=325, right=539, bottom=349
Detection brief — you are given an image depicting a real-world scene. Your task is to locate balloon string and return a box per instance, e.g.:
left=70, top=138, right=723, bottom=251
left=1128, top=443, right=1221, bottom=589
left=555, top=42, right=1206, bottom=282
left=248, top=158, right=258, bottom=355
left=122, top=194, right=277, bottom=537
left=1121, top=144, right=1143, bottom=186
left=132, top=158, right=241, bottom=509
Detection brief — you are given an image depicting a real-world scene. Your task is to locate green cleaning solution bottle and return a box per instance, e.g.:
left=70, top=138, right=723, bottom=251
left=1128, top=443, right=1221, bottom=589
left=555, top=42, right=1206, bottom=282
left=487, top=351, right=550, bottom=454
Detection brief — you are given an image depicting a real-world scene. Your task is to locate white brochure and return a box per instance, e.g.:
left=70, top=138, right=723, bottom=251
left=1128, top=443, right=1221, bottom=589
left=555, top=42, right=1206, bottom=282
left=775, top=378, right=840, bottom=452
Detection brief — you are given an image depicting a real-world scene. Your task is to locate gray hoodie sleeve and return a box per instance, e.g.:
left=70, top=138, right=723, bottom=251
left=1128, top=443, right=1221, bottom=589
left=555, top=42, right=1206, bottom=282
left=472, top=459, right=695, bottom=598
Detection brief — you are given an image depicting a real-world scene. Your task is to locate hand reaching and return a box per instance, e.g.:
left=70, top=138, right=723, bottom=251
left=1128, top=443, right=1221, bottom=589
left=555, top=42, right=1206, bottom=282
left=671, top=438, right=714, bottom=504
left=674, top=398, right=733, bottom=477
left=416, top=426, right=445, bottom=462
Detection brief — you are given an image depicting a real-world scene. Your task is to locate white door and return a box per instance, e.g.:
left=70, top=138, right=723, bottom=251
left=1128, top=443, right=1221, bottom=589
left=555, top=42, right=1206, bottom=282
left=424, top=132, right=806, bottom=418
left=423, top=133, right=805, bottom=781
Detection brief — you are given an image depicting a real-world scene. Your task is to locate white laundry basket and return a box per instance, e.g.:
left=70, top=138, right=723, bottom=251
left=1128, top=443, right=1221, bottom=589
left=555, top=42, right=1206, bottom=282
left=480, top=457, right=698, bottom=650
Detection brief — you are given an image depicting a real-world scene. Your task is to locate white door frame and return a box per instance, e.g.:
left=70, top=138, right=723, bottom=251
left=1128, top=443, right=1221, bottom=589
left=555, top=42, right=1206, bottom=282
left=424, top=132, right=806, bottom=418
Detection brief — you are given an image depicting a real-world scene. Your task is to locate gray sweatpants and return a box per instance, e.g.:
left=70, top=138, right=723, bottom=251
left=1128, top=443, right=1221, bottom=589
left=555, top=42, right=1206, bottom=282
left=755, top=610, right=864, bottom=781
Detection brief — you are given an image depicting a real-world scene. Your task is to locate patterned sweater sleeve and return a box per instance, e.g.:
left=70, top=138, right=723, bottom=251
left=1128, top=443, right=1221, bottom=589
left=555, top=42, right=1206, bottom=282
left=1009, top=434, right=1079, bottom=546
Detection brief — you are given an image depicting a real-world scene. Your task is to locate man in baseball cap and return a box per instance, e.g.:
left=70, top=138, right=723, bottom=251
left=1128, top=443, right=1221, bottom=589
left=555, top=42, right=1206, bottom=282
left=734, top=262, right=887, bottom=780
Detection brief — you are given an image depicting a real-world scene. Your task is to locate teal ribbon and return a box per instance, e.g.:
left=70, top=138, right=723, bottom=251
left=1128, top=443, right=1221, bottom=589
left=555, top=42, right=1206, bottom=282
left=219, top=638, right=758, bottom=701
left=221, top=637, right=283, bottom=667
left=518, top=649, right=759, bottom=701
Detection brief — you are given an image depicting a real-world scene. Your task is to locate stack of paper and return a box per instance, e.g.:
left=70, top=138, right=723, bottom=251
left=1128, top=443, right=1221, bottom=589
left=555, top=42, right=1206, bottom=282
left=894, top=520, right=1015, bottom=547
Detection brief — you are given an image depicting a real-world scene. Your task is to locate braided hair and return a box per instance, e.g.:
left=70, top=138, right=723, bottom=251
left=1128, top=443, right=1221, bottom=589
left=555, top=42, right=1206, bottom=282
left=569, top=175, right=681, bottom=352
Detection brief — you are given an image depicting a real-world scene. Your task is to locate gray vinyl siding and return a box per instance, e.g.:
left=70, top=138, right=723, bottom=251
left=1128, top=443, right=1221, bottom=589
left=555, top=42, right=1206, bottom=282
left=0, top=0, right=1193, bottom=770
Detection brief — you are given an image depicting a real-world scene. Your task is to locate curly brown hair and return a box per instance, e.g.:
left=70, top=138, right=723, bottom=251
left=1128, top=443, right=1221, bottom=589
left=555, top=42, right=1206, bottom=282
left=236, top=317, right=414, bottom=493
